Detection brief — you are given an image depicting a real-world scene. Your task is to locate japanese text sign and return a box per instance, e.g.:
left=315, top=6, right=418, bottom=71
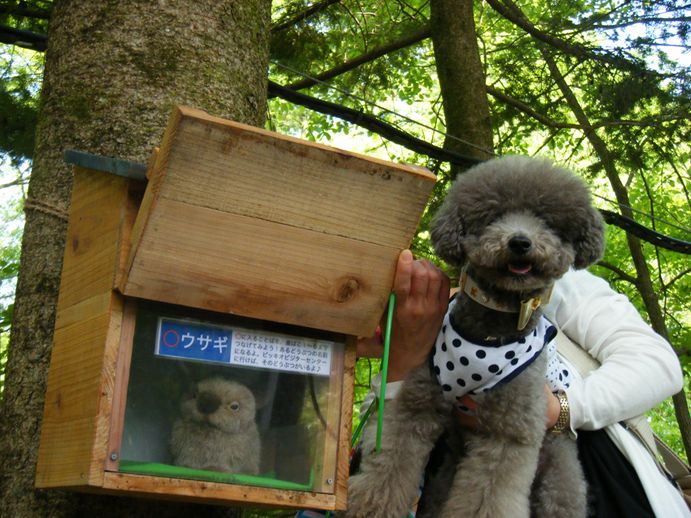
left=155, top=317, right=333, bottom=376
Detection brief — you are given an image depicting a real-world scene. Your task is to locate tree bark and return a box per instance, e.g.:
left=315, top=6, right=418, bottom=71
left=430, top=0, right=494, bottom=168
left=0, top=1, right=271, bottom=517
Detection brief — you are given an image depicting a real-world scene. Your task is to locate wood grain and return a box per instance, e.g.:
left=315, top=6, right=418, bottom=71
left=123, top=106, right=435, bottom=336
left=334, top=337, right=357, bottom=510
left=36, top=168, right=137, bottom=488
left=100, top=471, right=337, bottom=510
left=124, top=198, right=398, bottom=335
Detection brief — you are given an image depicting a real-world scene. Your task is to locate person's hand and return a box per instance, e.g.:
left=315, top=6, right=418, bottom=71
left=356, top=250, right=450, bottom=381
left=455, top=384, right=563, bottom=430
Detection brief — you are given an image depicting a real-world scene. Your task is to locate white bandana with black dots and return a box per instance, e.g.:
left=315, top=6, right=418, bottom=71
left=433, top=298, right=571, bottom=412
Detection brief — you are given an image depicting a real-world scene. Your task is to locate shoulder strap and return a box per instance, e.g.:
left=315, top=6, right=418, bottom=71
left=554, top=329, right=691, bottom=482
left=554, top=330, right=599, bottom=374
left=656, top=434, right=691, bottom=482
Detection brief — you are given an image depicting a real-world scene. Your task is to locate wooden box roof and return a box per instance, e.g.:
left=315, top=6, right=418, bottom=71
left=121, top=106, right=436, bottom=336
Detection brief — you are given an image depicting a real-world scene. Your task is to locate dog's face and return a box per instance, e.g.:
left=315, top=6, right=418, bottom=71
left=431, top=156, right=605, bottom=293
left=180, top=377, right=256, bottom=433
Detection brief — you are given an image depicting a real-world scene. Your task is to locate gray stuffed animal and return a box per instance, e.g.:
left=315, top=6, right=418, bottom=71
left=346, top=156, right=605, bottom=518
left=170, top=376, right=261, bottom=475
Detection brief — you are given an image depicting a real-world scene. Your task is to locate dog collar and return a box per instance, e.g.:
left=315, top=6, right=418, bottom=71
left=459, top=268, right=553, bottom=331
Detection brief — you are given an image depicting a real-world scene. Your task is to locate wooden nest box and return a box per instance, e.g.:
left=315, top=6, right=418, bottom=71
left=35, top=106, right=435, bottom=511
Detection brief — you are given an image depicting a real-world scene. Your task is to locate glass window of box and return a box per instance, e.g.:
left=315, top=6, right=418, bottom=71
left=115, top=300, right=345, bottom=494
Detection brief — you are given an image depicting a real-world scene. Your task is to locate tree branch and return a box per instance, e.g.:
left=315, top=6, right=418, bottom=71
left=487, top=85, right=689, bottom=130
left=572, top=16, right=691, bottom=32
left=484, top=0, right=641, bottom=69
left=487, top=85, right=579, bottom=128
left=2, top=22, right=687, bottom=256
left=271, top=0, right=341, bottom=33
left=273, top=25, right=431, bottom=94
left=268, top=80, right=481, bottom=168
left=597, top=261, right=638, bottom=285
left=0, top=23, right=46, bottom=51
left=663, top=268, right=691, bottom=291
left=0, top=178, right=28, bottom=190
left=0, top=4, right=51, bottom=20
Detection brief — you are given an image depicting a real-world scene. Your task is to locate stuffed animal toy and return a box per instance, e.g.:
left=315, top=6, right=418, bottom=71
left=170, top=376, right=261, bottom=475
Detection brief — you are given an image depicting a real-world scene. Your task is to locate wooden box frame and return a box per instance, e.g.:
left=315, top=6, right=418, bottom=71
left=35, top=107, right=435, bottom=511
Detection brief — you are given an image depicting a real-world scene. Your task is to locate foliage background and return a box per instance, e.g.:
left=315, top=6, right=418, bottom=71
left=0, top=0, right=689, bottom=513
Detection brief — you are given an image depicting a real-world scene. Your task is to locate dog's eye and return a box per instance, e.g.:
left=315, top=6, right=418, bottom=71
left=230, top=401, right=240, bottom=411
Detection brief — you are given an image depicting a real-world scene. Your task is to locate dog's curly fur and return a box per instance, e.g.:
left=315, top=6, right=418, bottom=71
left=345, top=156, right=605, bottom=518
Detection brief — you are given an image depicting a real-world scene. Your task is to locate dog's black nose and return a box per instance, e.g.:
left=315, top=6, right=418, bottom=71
left=197, top=391, right=221, bottom=415
left=509, top=235, right=532, bottom=254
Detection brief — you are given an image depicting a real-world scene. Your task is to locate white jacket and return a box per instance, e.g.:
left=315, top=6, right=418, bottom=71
left=544, top=269, right=687, bottom=517
left=372, top=269, right=687, bottom=517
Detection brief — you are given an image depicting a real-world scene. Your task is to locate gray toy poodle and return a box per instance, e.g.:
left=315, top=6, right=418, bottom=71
left=346, top=156, right=605, bottom=518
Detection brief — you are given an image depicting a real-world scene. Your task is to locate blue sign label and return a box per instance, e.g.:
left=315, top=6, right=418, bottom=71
left=155, top=318, right=233, bottom=365
left=154, top=317, right=335, bottom=375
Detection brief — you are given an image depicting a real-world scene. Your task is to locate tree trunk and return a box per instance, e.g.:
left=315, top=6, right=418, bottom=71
left=430, top=0, right=494, bottom=169
left=0, top=1, right=271, bottom=517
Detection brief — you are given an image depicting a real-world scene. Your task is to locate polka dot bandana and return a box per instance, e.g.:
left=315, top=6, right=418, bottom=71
left=433, top=298, right=571, bottom=411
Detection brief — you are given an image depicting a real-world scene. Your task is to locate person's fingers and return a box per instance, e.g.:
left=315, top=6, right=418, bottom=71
left=457, top=394, right=478, bottom=411
left=393, top=249, right=414, bottom=300
left=418, top=260, right=450, bottom=317
left=455, top=395, right=479, bottom=429
left=438, top=272, right=451, bottom=308
left=423, top=260, right=442, bottom=300
left=454, top=407, right=479, bottom=429
left=409, top=260, right=430, bottom=300
left=356, top=335, right=383, bottom=358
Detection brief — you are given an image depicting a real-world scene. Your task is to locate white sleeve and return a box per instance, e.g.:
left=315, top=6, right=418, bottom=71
left=362, top=373, right=403, bottom=414
left=544, top=269, right=683, bottom=431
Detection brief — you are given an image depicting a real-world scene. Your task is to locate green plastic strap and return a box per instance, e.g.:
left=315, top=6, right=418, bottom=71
left=348, top=292, right=411, bottom=517
left=376, top=291, right=395, bottom=452
left=352, top=398, right=376, bottom=447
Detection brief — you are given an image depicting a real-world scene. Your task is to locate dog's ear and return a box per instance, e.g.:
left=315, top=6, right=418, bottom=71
left=430, top=205, right=466, bottom=266
left=573, top=206, right=606, bottom=269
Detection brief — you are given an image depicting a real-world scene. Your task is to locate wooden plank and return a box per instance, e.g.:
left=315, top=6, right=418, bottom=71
left=54, top=291, right=111, bottom=330
left=124, top=199, right=398, bottom=336
left=105, top=299, right=137, bottom=472
left=123, top=106, right=435, bottom=334
left=37, top=166, right=138, bottom=488
left=100, top=472, right=337, bottom=510
left=36, top=303, right=113, bottom=487
left=56, top=168, right=134, bottom=309
left=119, top=120, right=177, bottom=293
left=113, top=181, right=146, bottom=290
left=91, top=294, right=126, bottom=480
left=159, top=107, right=435, bottom=250
left=35, top=416, right=104, bottom=488
left=311, top=341, right=345, bottom=494
left=334, top=337, right=357, bottom=510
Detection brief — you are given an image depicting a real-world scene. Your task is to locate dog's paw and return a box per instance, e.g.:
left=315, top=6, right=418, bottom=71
left=345, top=473, right=380, bottom=518
left=345, top=471, right=413, bottom=518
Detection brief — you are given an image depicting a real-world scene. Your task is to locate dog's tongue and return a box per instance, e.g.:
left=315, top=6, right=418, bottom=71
left=508, top=262, right=532, bottom=274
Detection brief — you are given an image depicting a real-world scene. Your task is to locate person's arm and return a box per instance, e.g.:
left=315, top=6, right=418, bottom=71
left=544, top=269, right=684, bottom=431
left=357, top=249, right=449, bottom=401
